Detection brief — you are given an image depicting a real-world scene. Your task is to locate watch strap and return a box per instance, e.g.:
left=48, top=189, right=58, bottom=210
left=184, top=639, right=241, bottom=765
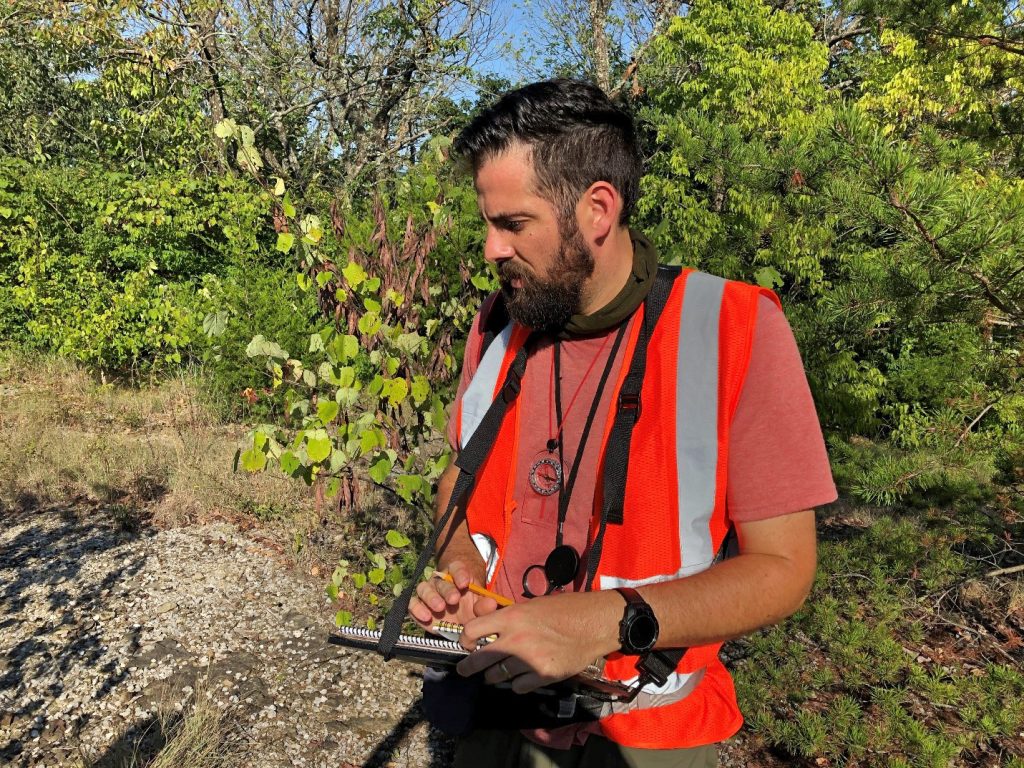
left=614, top=586, right=644, bottom=606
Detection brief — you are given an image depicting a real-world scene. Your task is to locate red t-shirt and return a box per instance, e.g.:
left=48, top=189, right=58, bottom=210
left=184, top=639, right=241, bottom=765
left=447, top=293, right=837, bottom=603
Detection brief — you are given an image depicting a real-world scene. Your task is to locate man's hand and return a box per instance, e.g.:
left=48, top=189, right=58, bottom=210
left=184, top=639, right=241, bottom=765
left=454, top=590, right=622, bottom=694
left=409, top=559, right=500, bottom=630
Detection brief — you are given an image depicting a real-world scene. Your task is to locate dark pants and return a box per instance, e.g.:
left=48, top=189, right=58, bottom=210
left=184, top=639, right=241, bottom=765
left=454, top=729, right=718, bottom=768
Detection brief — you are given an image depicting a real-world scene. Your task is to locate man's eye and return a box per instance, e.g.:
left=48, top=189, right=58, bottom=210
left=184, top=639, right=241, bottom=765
left=504, top=220, right=524, bottom=233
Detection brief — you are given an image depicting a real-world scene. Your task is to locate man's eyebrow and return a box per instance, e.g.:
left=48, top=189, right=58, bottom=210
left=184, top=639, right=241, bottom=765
left=483, top=211, right=534, bottom=222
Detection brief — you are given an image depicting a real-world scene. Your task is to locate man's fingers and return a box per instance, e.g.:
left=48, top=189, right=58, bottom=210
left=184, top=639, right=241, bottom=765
left=415, top=578, right=457, bottom=613
left=408, top=596, right=433, bottom=627
left=456, top=643, right=503, bottom=677
left=473, top=596, right=498, bottom=617
left=510, top=671, right=545, bottom=695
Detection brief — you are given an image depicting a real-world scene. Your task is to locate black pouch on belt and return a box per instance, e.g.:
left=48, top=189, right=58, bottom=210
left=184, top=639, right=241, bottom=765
left=421, top=667, right=603, bottom=735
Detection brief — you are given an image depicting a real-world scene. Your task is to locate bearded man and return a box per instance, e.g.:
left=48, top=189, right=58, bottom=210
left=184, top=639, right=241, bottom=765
left=408, top=79, right=837, bottom=768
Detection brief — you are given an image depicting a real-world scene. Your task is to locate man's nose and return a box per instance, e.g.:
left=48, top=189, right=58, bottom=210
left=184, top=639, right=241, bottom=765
left=483, top=229, right=514, bottom=264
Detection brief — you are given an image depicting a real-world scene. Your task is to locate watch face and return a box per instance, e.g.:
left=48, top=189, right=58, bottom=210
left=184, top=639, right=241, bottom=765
left=626, top=612, right=658, bottom=651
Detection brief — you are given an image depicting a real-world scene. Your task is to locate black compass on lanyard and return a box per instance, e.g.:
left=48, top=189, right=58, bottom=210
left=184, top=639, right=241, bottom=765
left=521, top=322, right=629, bottom=599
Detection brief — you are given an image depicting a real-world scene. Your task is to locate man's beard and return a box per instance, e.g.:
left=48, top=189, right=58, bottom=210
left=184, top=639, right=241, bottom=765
left=498, top=226, right=594, bottom=332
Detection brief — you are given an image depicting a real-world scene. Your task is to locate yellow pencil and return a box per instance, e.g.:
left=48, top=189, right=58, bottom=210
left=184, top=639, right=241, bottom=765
left=434, top=570, right=513, bottom=606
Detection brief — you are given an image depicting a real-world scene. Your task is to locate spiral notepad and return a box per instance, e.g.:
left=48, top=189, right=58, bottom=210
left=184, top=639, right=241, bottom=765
left=329, top=626, right=469, bottom=667
left=328, top=626, right=635, bottom=700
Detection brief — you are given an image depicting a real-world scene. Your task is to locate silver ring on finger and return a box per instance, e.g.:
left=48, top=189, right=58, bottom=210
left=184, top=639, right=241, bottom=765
left=497, top=660, right=512, bottom=681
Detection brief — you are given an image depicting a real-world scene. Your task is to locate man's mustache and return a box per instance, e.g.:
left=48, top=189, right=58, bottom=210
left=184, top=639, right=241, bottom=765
left=498, top=261, right=532, bottom=284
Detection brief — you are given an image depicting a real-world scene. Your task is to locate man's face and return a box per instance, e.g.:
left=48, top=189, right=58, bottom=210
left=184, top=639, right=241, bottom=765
left=474, top=144, right=594, bottom=332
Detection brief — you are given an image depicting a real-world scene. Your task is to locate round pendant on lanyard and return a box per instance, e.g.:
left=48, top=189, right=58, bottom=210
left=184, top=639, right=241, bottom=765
left=527, top=333, right=613, bottom=498
left=521, top=322, right=629, bottom=599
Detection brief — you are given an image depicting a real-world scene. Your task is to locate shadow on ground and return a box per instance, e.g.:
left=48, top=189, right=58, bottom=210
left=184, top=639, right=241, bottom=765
left=357, top=695, right=456, bottom=768
left=0, top=497, right=155, bottom=764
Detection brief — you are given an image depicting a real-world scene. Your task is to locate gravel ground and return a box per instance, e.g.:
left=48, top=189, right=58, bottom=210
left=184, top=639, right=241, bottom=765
left=0, top=502, right=452, bottom=767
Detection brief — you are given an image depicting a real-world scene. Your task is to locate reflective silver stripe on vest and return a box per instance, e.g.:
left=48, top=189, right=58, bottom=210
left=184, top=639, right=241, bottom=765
left=675, top=271, right=725, bottom=576
left=598, top=270, right=726, bottom=590
left=598, top=271, right=726, bottom=696
left=601, top=668, right=706, bottom=716
left=459, top=323, right=514, bottom=449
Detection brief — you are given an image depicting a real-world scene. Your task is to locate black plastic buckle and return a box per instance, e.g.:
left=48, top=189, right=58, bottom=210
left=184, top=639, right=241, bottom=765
left=618, top=392, right=641, bottom=420
left=635, top=650, right=678, bottom=689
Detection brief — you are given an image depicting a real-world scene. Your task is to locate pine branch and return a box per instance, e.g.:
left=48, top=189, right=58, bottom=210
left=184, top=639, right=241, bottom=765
left=885, top=186, right=1022, bottom=322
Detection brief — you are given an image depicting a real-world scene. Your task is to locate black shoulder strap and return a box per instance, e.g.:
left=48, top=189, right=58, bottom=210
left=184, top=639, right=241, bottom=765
left=604, top=265, right=680, bottom=529
left=479, top=292, right=509, bottom=361
left=376, top=330, right=538, bottom=659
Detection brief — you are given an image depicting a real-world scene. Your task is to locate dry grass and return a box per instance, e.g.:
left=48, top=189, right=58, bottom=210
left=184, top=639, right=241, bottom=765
left=0, top=349, right=314, bottom=528
left=77, top=677, right=245, bottom=768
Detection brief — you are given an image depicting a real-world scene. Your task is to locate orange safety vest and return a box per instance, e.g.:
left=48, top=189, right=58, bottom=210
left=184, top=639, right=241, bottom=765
left=455, top=269, right=780, bottom=749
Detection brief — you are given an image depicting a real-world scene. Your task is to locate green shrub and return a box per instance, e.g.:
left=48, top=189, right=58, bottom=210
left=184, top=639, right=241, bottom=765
left=195, top=263, right=320, bottom=419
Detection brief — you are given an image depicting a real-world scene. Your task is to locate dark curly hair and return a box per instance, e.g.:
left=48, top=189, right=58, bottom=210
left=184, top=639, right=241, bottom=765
left=453, top=79, right=641, bottom=226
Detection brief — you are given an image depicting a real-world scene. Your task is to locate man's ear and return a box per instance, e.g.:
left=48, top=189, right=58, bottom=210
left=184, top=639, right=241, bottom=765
left=578, top=180, right=621, bottom=241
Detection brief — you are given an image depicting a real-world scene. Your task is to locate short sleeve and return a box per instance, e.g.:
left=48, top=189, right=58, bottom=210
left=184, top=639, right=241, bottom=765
left=726, top=295, right=838, bottom=521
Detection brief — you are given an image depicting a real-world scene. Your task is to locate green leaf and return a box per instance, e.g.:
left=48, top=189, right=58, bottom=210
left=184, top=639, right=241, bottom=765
left=317, top=400, right=340, bottom=424
left=337, top=366, right=356, bottom=388
left=357, top=311, right=382, bottom=336
left=296, top=272, right=312, bottom=291
left=359, top=427, right=383, bottom=454
left=363, top=298, right=382, bottom=313
left=334, top=610, right=352, bottom=627
left=307, top=436, right=332, bottom=463
left=316, top=270, right=332, bottom=288
left=386, top=529, right=411, bottom=548
left=273, top=176, right=286, bottom=196
left=471, top=274, right=493, bottom=291
left=276, top=232, right=295, bottom=253
left=386, top=377, right=409, bottom=406
left=240, top=447, right=267, bottom=472
left=754, top=266, right=784, bottom=289
left=214, top=118, right=237, bottom=139
left=238, top=125, right=255, bottom=147
left=309, top=332, right=326, bottom=354
left=395, top=332, right=423, bottom=356
left=329, top=447, right=348, bottom=473
left=366, top=616, right=377, bottom=629
left=363, top=277, right=382, bottom=292
left=237, top=144, right=263, bottom=171
left=411, top=375, right=430, bottom=405
left=202, top=310, right=228, bottom=338
left=369, top=453, right=393, bottom=484
left=245, top=334, right=288, bottom=359
left=387, top=564, right=404, bottom=585
left=325, top=477, right=342, bottom=498
left=325, top=583, right=339, bottom=601
left=352, top=573, right=367, bottom=589
left=326, top=334, right=359, bottom=363
left=368, top=568, right=386, bottom=585
left=342, top=261, right=368, bottom=288
left=396, top=474, right=424, bottom=502
left=335, top=386, right=359, bottom=408
left=301, top=214, right=323, bottom=244
left=283, top=196, right=296, bottom=217
left=279, top=451, right=301, bottom=475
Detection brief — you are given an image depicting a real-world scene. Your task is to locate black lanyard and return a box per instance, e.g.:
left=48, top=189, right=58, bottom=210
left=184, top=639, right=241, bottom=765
left=552, top=321, right=629, bottom=548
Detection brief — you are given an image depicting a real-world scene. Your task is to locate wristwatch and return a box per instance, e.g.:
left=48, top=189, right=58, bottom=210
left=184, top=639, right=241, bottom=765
left=614, top=587, right=660, bottom=655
